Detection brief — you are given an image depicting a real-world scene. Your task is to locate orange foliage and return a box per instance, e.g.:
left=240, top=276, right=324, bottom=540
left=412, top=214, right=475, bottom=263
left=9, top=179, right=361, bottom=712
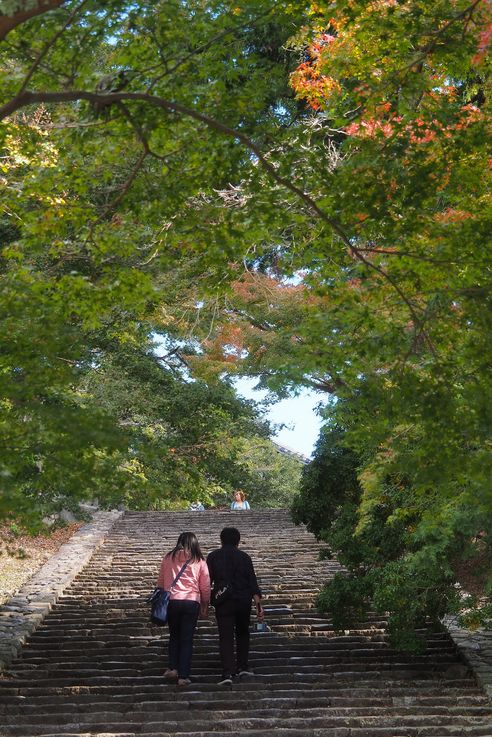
left=473, top=0, right=492, bottom=65
left=344, top=104, right=482, bottom=143
left=433, top=208, right=473, bottom=223
left=347, top=278, right=362, bottom=290
left=231, top=272, right=306, bottom=304
left=290, top=32, right=342, bottom=110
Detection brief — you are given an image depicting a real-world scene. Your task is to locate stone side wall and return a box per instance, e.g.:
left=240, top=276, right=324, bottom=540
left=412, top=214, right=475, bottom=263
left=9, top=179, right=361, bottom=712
left=444, top=614, right=492, bottom=702
left=0, top=510, right=122, bottom=672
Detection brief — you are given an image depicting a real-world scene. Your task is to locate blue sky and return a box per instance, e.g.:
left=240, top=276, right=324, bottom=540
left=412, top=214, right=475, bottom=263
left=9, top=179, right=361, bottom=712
left=152, top=334, right=325, bottom=458
left=234, top=377, right=325, bottom=458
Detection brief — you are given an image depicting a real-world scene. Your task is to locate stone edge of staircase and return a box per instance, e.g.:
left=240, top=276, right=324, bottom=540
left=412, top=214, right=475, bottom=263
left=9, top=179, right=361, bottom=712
left=0, top=510, right=123, bottom=673
left=444, top=614, right=492, bottom=703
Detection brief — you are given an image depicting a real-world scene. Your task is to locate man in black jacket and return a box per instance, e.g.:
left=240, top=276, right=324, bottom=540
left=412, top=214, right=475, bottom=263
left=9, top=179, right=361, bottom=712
left=207, top=526, right=264, bottom=685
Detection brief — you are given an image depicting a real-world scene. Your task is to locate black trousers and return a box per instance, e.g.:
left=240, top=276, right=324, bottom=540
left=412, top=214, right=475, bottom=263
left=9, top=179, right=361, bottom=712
left=215, top=599, right=251, bottom=676
left=167, top=599, right=200, bottom=679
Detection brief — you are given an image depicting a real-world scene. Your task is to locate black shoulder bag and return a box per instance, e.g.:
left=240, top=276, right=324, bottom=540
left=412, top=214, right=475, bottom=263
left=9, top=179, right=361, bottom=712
left=211, top=550, right=237, bottom=608
left=147, top=560, right=190, bottom=626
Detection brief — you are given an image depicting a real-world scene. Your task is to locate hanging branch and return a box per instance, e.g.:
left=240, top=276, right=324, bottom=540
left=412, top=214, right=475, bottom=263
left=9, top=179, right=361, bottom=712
left=17, top=0, right=89, bottom=95
left=0, top=1, right=66, bottom=41
left=1, top=88, right=426, bottom=335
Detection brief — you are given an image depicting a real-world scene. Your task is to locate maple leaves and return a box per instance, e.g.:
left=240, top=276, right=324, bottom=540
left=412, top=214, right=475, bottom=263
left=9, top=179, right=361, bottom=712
left=473, top=0, right=492, bottom=63
left=290, top=32, right=341, bottom=110
left=284, top=0, right=492, bottom=642
left=344, top=103, right=482, bottom=143
left=189, top=271, right=312, bottom=375
left=290, top=1, right=489, bottom=125
left=204, top=324, right=248, bottom=363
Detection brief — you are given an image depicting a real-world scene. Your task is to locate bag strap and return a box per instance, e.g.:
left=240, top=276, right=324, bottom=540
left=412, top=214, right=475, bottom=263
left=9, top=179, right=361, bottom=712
left=169, top=559, right=190, bottom=590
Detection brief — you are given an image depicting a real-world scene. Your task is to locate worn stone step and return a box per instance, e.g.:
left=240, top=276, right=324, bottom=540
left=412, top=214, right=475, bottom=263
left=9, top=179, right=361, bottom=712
left=22, top=732, right=492, bottom=737
left=11, top=652, right=461, bottom=670
left=6, top=732, right=487, bottom=737
left=3, top=713, right=492, bottom=735
left=14, top=651, right=458, bottom=668
left=1, top=677, right=480, bottom=704
left=0, top=686, right=483, bottom=710
left=1, top=510, right=490, bottom=737
left=0, top=679, right=483, bottom=700
left=3, top=696, right=490, bottom=714
left=12, top=632, right=454, bottom=649
left=3, top=701, right=491, bottom=720
left=4, top=665, right=466, bottom=686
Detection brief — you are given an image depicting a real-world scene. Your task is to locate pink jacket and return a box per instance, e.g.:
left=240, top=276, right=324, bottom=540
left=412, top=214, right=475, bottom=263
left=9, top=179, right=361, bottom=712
left=157, top=551, right=211, bottom=605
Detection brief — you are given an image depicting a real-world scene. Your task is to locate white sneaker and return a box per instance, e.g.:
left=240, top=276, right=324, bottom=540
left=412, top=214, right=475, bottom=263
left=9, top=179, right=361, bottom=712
left=218, top=675, right=233, bottom=685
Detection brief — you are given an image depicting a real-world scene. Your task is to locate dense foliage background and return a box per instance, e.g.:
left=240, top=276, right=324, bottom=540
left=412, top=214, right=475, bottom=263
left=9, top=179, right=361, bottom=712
left=1, top=0, right=490, bottom=644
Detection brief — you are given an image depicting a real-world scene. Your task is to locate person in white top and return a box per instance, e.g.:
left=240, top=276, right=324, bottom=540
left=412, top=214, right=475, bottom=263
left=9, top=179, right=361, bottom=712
left=230, top=490, right=251, bottom=510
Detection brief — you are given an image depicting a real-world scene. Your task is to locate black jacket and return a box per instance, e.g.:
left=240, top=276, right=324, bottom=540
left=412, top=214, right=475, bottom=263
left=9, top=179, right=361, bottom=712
left=207, top=545, right=261, bottom=603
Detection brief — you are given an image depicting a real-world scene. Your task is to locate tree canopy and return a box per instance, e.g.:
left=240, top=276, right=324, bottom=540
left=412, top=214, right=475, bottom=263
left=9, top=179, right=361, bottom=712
left=1, top=0, right=491, bottom=643
left=1, top=0, right=309, bottom=525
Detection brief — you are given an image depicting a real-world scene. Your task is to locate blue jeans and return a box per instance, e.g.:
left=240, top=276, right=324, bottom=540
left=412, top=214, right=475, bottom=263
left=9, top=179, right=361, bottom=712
left=167, top=599, right=200, bottom=679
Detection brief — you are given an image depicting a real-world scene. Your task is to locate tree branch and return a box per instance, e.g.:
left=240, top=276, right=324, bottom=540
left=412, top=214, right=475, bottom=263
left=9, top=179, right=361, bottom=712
left=348, top=246, right=429, bottom=337
left=86, top=149, right=148, bottom=247
left=17, top=0, right=88, bottom=95
left=146, top=8, right=272, bottom=91
left=155, top=348, right=189, bottom=368
left=227, top=307, right=274, bottom=332
left=115, top=100, right=178, bottom=162
left=310, top=374, right=347, bottom=394
left=394, top=0, right=484, bottom=81
left=1, top=88, right=427, bottom=334
left=0, top=1, right=66, bottom=41
left=356, top=246, right=463, bottom=266
left=0, top=90, right=349, bottom=244
left=2, top=38, right=69, bottom=85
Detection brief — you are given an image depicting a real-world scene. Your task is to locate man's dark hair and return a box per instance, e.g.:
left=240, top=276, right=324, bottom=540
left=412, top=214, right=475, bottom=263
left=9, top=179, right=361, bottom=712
left=220, top=527, right=240, bottom=546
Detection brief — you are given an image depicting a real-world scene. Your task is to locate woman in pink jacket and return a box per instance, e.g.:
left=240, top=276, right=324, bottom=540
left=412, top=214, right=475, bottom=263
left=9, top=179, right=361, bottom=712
left=157, top=531, right=210, bottom=686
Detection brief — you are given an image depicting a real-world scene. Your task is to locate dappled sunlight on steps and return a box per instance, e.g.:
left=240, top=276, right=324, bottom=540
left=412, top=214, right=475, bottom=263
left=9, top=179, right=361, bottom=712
left=0, top=510, right=491, bottom=736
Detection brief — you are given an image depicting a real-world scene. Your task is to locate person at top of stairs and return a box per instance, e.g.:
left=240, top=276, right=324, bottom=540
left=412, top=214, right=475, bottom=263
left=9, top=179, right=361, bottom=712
left=230, top=490, right=251, bottom=510
left=207, top=526, right=264, bottom=685
left=157, top=531, right=210, bottom=687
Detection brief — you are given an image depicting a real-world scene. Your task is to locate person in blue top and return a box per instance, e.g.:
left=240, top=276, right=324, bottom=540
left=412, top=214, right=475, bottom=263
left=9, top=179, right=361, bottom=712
left=230, top=490, right=250, bottom=510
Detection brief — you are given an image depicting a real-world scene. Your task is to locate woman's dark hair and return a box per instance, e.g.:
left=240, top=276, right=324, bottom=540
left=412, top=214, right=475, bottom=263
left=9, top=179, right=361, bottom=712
left=220, top=527, right=240, bottom=546
left=169, top=532, right=204, bottom=561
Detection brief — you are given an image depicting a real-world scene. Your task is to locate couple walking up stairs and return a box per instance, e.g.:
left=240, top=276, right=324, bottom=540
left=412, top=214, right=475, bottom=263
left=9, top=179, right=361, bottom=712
left=0, top=509, right=491, bottom=736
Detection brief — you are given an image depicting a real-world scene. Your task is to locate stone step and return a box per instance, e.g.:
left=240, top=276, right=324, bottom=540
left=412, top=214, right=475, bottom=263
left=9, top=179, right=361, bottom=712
left=16, top=730, right=492, bottom=737
left=17, top=642, right=456, bottom=658
left=0, top=678, right=483, bottom=698
left=3, top=665, right=466, bottom=685
left=14, top=650, right=458, bottom=665
left=1, top=509, right=490, bottom=737
left=2, top=694, right=489, bottom=714
left=3, top=713, right=492, bottom=735
left=6, top=674, right=470, bottom=690
left=19, top=640, right=451, bottom=653
left=2, top=701, right=491, bottom=719
left=1, top=693, right=488, bottom=715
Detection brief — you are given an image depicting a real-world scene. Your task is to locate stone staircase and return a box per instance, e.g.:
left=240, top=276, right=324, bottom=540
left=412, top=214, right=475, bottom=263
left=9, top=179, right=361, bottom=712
left=1, top=510, right=491, bottom=737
